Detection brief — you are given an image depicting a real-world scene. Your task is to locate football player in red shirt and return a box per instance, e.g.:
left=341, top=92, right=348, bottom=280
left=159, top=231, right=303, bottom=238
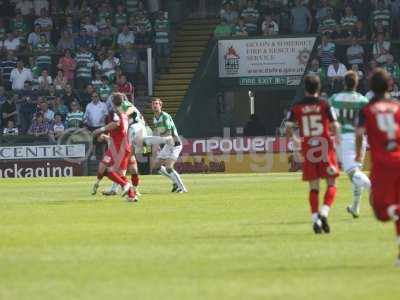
left=91, top=93, right=137, bottom=201
left=286, top=74, right=341, bottom=234
left=355, top=69, right=400, bottom=264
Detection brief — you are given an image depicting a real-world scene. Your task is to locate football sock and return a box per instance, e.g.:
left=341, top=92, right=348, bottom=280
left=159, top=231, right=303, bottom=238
left=309, top=190, right=319, bottom=215
left=170, top=169, right=186, bottom=191
left=352, top=170, right=371, bottom=189
left=312, top=213, right=320, bottom=223
left=323, top=185, right=337, bottom=208
left=131, top=174, right=139, bottom=188
left=387, top=205, right=400, bottom=221
left=351, top=183, right=362, bottom=213
left=106, top=171, right=128, bottom=187
left=159, top=166, right=173, bottom=182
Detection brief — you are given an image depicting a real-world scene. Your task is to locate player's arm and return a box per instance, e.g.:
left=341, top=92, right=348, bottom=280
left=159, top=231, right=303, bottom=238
left=355, top=109, right=366, bottom=163
left=326, top=102, right=341, bottom=144
left=285, top=109, right=301, bottom=151
left=93, top=113, right=121, bottom=136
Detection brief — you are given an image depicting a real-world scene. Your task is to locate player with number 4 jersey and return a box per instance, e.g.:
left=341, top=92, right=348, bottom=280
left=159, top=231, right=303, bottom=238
left=356, top=69, right=400, bottom=265
left=286, top=74, right=341, bottom=234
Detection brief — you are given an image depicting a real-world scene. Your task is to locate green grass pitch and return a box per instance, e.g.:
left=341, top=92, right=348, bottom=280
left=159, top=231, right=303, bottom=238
left=0, top=173, right=399, bottom=300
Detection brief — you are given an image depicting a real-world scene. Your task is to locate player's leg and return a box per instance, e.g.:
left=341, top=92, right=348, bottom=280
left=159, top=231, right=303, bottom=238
left=165, top=159, right=187, bottom=193
left=319, top=176, right=337, bottom=233
left=342, top=134, right=371, bottom=218
left=309, top=179, right=322, bottom=234
left=92, top=161, right=107, bottom=195
left=128, top=154, right=140, bottom=196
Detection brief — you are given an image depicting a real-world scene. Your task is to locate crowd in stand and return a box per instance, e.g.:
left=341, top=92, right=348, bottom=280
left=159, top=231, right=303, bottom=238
left=0, top=0, right=170, bottom=144
left=215, top=0, right=400, bottom=95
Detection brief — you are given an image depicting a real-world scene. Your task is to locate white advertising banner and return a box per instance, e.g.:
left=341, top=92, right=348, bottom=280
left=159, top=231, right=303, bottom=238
left=0, top=144, right=86, bottom=160
left=218, top=37, right=316, bottom=78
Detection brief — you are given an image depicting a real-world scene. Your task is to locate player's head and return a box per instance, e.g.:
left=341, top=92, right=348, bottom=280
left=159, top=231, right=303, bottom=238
left=152, top=98, right=163, bottom=114
left=304, top=74, right=320, bottom=96
left=369, top=68, right=390, bottom=97
left=112, top=92, right=124, bottom=109
left=344, top=71, right=358, bottom=91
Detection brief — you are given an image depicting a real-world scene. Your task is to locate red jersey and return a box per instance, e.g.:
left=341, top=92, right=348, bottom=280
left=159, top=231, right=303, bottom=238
left=357, top=98, right=400, bottom=168
left=287, top=96, right=337, bottom=156
left=108, top=111, right=131, bottom=152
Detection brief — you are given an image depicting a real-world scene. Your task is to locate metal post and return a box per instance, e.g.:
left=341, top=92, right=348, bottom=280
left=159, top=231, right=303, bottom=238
left=248, top=90, right=255, bottom=115
left=147, top=47, right=153, bottom=96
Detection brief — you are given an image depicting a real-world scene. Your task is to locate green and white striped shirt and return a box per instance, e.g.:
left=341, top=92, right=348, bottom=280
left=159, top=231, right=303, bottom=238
left=340, top=15, right=358, bottom=28
left=153, top=111, right=179, bottom=138
left=372, top=8, right=391, bottom=28
left=329, top=91, right=369, bottom=134
left=66, top=111, right=84, bottom=128
left=114, top=12, right=128, bottom=27
left=125, top=0, right=139, bottom=14
left=154, top=19, right=170, bottom=43
left=241, top=8, right=260, bottom=34
left=75, top=52, right=94, bottom=79
left=98, top=84, right=112, bottom=101
left=35, top=42, right=52, bottom=65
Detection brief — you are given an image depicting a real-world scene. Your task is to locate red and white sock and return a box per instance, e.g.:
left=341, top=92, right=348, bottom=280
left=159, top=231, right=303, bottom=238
left=321, top=186, right=337, bottom=217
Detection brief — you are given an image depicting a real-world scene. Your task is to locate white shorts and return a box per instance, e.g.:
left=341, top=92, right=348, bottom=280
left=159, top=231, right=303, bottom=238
left=129, top=123, right=148, bottom=147
left=157, top=143, right=182, bottom=161
left=338, top=133, right=366, bottom=173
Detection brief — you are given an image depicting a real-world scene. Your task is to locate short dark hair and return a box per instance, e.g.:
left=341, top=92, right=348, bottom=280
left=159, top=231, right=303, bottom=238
left=304, top=74, right=321, bottom=94
left=112, top=93, right=124, bottom=107
left=344, top=71, right=358, bottom=90
left=369, top=68, right=390, bottom=95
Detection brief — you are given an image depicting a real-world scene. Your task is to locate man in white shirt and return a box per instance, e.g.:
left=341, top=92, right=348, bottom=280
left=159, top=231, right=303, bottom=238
left=327, top=58, right=347, bottom=92
left=27, top=24, right=42, bottom=48
left=117, top=25, right=135, bottom=48
left=346, top=37, right=364, bottom=66
left=10, top=60, right=33, bottom=90
left=84, top=92, right=108, bottom=160
left=3, top=32, right=21, bottom=51
left=102, top=50, right=120, bottom=80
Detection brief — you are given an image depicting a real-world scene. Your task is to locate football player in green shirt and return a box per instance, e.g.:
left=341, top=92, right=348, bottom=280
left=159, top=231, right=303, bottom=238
left=329, top=71, right=370, bottom=218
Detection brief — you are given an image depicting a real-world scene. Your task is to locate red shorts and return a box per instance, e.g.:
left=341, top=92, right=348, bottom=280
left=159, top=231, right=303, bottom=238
left=302, top=148, right=339, bottom=181
left=101, top=149, right=136, bottom=171
left=370, top=167, right=400, bottom=221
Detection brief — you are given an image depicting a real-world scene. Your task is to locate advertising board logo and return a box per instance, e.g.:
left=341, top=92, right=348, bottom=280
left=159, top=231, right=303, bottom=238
left=224, top=46, right=240, bottom=75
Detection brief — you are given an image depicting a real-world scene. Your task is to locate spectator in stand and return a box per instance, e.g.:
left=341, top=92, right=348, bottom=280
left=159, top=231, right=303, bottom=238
left=19, top=81, right=38, bottom=133
left=97, top=18, right=116, bottom=48
left=28, top=112, right=50, bottom=138
left=27, top=24, right=42, bottom=49
left=91, top=71, right=103, bottom=92
left=214, top=18, right=232, bottom=38
left=37, top=68, right=52, bottom=91
left=350, top=64, right=365, bottom=92
left=97, top=2, right=111, bottom=27
left=0, top=86, right=5, bottom=106
left=17, top=0, right=34, bottom=17
left=3, top=119, right=19, bottom=136
left=34, top=8, right=52, bottom=39
left=75, top=28, right=96, bottom=50
left=0, top=50, right=17, bottom=90
left=120, top=43, right=138, bottom=83
left=327, top=57, right=347, bottom=93
left=52, top=96, right=68, bottom=121
left=308, top=58, right=327, bottom=87
left=34, top=33, right=53, bottom=73
left=134, top=11, right=152, bottom=45
left=220, top=1, right=238, bottom=26
left=57, top=49, right=76, bottom=86
left=98, top=76, right=112, bottom=101
left=352, top=20, right=367, bottom=42
left=372, top=21, right=390, bottom=39
left=49, top=113, right=65, bottom=142
left=84, top=92, right=108, bottom=160
left=372, top=0, right=391, bottom=31
left=341, top=6, right=358, bottom=31
left=318, top=34, right=336, bottom=68
left=240, top=0, right=260, bottom=35
left=53, top=70, right=67, bottom=91
left=373, top=32, right=391, bottom=64
left=346, top=37, right=364, bottom=68
left=81, top=15, right=98, bottom=38
left=80, top=84, right=95, bottom=108
left=38, top=99, right=54, bottom=122
left=262, top=13, right=279, bottom=36
left=75, top=45, right=95, bottom=90
left=33, top=0, right=49, bottom=17
left=61, top=84, right=77, bottom=109
left=117, top=24, right=135, bottom=48
left=114, top=3, right=128, bottom=30
left=384, top=54, right=400, bottom=84
left=232, top=16, right=248, bottom=36
left=102, top=50, right=120, bottom=81
left=10, top=12, right=29, bottom=37
left=315, top=0, right=332, bottom=27
left=290, top=0, right=312, bottom=34
left=1, top=94, right=17, bottom=125
left=3, top=32, right=21, bottom=52
left=66, top=100, right=84, bottom=128
left=10, top=60, right=33, bottom=91
left=117, top=75, right=134, bottom=101
left=57, top=30, right=75, bottom=52
left=154, top=10, right=170, bottom=72
left=126, top=0, right=140, bottom=16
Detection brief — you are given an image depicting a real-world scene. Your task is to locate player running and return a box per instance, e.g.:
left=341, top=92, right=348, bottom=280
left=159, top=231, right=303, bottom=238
left=355, top=69, right=400, bottom=265
left=286, top=74, right=341, bottom=234
left=151, top=98, right=187, bottom=193
left=329, top=71, right=371, bottom=218
left=91, top=93, right=137, bottom=201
